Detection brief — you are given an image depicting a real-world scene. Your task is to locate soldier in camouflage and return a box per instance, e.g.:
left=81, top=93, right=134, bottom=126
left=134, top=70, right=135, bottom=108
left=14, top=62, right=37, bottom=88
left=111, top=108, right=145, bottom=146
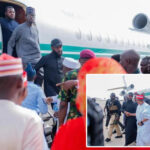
left=58, top=49, right=96, bottom=126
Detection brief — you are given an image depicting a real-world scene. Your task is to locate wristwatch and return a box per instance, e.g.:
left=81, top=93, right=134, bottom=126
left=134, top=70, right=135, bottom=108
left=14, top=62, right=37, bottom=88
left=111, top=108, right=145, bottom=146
left=141, top=121, right=144, bottom=126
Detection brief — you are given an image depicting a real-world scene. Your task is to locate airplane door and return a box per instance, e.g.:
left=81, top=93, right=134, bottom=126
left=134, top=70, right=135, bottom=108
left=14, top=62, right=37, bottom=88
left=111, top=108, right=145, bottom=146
left=0, top=24, right=2, bottom=54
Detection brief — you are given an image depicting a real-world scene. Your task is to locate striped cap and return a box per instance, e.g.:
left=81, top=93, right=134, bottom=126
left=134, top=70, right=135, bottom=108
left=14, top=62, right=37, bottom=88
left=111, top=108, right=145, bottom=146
left=136, top=95, right=144, bottom=100
left=0, top=54, right=23, bottom=77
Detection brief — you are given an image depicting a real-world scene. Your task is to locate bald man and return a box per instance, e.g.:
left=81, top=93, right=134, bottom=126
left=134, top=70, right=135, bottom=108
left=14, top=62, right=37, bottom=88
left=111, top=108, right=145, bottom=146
left=120, top=49, right=140, bottom=74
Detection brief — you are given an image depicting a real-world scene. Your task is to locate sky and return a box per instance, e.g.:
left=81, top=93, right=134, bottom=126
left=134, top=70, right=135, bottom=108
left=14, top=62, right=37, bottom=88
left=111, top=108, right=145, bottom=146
left=86, top=74, right=150, bottom=100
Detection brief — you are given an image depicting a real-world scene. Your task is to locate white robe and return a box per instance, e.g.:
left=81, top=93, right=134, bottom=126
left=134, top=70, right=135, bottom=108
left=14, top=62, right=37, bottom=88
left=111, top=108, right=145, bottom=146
left=136, top=102, right=150, bottom=146
left=0, top=100, right=48, bottom=150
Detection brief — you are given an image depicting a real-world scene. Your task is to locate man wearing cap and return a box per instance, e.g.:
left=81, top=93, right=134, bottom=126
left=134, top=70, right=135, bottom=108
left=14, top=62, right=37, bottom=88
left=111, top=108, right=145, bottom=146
left=105, top=93, right=122, bottom=142
left=122, top=92, right=138, bottom=146
left=22, top=63, right=49, bottom=114
left=0, top=6, right=18, bottom=54
left=46, top=57, right=80, bottom=108
left=0, top=54, right=48, bottom=149
left=46, top=57, right=80, bottom=135
left=7, top=7, right=41, bottom=66
left=126, top=94, right=150, bottom=146
left=58, top=49, right=96, bottom=127
left=35, top=38, right=64, bottom=97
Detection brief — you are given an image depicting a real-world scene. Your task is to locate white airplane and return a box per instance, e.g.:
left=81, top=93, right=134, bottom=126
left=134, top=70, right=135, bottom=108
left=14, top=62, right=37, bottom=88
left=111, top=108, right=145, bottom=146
left=0, top=0, right=150, bottom=59
left=107, top=76, right=134, bottom=96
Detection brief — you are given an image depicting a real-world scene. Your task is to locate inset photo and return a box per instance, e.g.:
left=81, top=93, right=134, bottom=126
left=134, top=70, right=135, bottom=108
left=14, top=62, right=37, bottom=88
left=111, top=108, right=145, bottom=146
left=86, top=74, right=150, bottom=147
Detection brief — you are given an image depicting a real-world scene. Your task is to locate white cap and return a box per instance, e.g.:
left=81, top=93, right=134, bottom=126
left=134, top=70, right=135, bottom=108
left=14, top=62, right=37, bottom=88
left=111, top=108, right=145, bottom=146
left=63, top=57, right=80, bottom=69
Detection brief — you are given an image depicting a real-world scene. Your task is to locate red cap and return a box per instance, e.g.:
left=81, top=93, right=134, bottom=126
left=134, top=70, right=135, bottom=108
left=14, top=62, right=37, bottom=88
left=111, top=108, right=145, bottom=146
left=80, top=49, right=96, bottom=59
left=23, top=71, right=27, bottom=87
left=136, top=95, right=144, bottom=100
left=0, top=53, right=23, bottom=77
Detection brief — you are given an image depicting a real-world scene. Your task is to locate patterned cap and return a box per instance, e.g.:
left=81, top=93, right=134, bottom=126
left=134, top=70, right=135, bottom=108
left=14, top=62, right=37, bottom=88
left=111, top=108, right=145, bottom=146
left=26, top=7, right=35, bottom=15
left=0, top=54, right=23, bottom=77
left=136, top=95, right=144, bottom=100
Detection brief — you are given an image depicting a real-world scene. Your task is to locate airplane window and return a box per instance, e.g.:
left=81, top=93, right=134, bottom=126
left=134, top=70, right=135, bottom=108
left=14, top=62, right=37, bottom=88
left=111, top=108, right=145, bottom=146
left=147, top=44, right=150, bottom=49
left=87, top=32, right=92, bottom=41
left=106, top=35, right=110, bottom=43
left=97, top=34, right=102, bottom=42
left=114, top=37, right=118, bottom=44
left=75, top=29, right=81, bottom=40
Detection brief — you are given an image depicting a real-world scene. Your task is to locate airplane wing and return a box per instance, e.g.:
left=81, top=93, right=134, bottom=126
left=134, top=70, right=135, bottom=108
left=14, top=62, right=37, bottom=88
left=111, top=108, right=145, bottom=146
left=107, top=86, right=126, bottom=91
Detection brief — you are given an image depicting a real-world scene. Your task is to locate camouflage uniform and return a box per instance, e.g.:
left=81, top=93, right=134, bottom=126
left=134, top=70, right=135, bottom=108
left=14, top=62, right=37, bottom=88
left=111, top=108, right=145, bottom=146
left=58, top=69, right=81, bottom=120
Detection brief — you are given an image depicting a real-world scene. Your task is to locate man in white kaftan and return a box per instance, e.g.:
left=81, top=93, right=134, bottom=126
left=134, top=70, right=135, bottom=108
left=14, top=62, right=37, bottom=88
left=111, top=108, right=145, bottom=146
left=0, top=54, right=48, bottom=150
left=136, top=95, right=150, bottom=146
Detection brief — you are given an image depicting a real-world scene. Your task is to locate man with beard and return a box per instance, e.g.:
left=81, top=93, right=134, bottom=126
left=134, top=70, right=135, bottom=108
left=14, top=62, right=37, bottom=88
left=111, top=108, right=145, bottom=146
left=0, top=6, right=18, bottom=54
left=105, top=93, right=122, bottom=142
left=122, top=92, right=138, bottom=146
left=35, top=38, right=64, bottom=97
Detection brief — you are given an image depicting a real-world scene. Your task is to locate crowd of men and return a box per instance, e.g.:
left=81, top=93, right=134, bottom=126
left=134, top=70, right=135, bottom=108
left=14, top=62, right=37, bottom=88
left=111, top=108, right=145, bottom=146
left=104, top=92, right=150, bottom=146
left=1, top=5, right=150, bottom=150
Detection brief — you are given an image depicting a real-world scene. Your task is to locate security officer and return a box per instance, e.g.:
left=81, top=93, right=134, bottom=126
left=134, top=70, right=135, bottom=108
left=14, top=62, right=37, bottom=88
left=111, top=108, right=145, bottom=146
left=105, top=93, right=122, bottom=142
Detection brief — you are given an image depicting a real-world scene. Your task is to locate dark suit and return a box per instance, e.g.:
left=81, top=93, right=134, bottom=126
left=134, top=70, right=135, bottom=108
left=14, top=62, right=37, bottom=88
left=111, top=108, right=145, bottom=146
left=0, top=18, right=18, bottom=53
left=35, top=51, right=64, bottom=96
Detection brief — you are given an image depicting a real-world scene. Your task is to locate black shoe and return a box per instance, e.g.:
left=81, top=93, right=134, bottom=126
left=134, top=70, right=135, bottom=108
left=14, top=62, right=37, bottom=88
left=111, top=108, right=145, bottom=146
left=121, top=127, right=125, bottom=131
left=112, top=130, right=116, bottom=134
left=115, top=135, right=123, bottom=138
left=122, top=131, right=126, bottom=134
left=105, top=138, right=111, bottom=142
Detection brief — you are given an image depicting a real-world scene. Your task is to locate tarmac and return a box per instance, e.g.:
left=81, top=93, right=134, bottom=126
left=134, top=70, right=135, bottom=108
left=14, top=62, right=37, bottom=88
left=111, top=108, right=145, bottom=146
left=43, top=100, right=126, bottom=147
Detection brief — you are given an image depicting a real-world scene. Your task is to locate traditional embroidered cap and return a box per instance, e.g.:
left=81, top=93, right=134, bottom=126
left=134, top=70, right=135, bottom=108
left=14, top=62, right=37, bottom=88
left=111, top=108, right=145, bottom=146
left=25, top=63, right=36, bottom=78
left=63, top=57, right=80, bottom=69
left=136, top=95, right=144, bottom=100
left=26, top=7, right=35, bottom=15
left=0, top=54, right=23, bottom=77
left=80, top=49, right=96, bottom=59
